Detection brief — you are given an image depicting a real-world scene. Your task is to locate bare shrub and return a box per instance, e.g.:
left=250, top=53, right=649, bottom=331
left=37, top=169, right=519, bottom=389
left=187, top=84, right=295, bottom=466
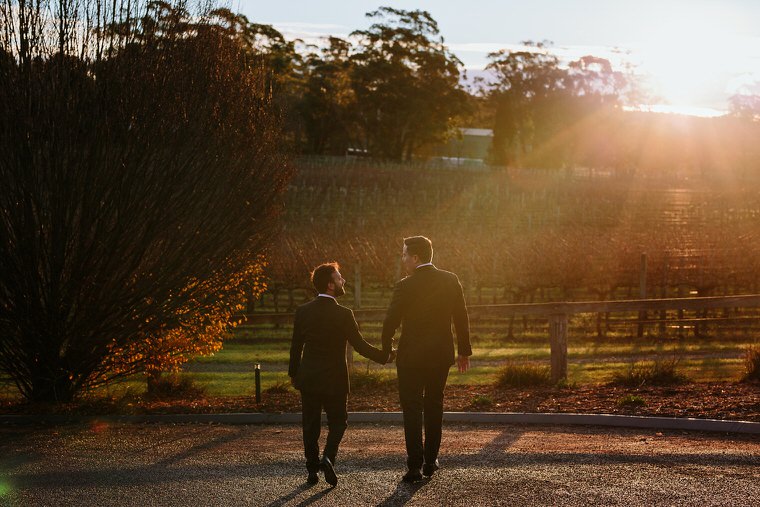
left=0, top=1, right=290, bottom=402
left=264, top=381, right=292, bottom=395
left=496, top=361, right=552, bottom=388
left=617, top=394, right=646, bottom=408
left=351, top=370, right=393, bottom=390
left=742, top=344, right=760, bottom=382
left=611, top=358, right=688, bottom=387
left=145, top=374, right=206, bottom=401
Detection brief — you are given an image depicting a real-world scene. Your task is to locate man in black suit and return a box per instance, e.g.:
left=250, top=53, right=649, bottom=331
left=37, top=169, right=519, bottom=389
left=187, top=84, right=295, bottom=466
left=381, top=236, right=471, bottom=482
left=289, top=262, right=392, bottom=487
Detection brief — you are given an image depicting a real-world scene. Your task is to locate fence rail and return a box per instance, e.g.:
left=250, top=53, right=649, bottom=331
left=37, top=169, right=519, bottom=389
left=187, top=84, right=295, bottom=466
left=236, top=294, right=760, bottom=382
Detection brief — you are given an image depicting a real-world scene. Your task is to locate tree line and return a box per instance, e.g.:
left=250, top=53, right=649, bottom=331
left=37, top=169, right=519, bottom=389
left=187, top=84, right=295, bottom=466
left=214, top=6, right=760, bottom=167
left=225, top=7, right=635, bottom=164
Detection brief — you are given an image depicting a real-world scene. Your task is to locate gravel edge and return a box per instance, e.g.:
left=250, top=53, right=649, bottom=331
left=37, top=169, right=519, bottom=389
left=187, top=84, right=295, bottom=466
left=1, top=411, right=759, bottom=434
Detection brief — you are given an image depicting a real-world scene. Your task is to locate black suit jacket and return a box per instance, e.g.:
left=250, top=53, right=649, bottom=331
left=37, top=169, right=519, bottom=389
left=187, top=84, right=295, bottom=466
left=381, top=265, right=471, bottom=368
left=289, top=296, right=388, bottom=395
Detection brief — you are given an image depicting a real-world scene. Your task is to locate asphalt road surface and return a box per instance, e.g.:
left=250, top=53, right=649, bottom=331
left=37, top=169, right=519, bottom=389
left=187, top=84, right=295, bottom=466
left=1, top=421, right=758, bottom=506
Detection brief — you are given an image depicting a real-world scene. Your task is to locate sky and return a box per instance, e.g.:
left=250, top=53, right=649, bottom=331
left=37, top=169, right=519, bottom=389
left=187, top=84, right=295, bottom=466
left=233, top=0, right=760, bottom=116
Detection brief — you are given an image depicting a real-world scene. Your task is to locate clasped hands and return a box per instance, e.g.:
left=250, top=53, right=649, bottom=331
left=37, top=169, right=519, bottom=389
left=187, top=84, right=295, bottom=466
left=384, top=350, right=469, bottom=372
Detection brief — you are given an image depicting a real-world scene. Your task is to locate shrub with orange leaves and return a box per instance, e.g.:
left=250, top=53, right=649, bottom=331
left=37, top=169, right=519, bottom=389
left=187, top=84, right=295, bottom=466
left=101, top=259, right=267, bottom=385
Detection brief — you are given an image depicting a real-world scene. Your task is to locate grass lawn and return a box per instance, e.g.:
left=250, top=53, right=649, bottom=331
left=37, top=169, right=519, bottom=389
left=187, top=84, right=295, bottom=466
left=166, top=357, right=748, bottom=396
left=1, top=318, right=755, bottom=402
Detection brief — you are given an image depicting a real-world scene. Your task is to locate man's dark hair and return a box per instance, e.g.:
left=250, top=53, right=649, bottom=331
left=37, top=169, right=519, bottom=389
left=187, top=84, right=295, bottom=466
left=404, top=236, right=433, bottom=263
left=311, top=262, right=340, bottom=293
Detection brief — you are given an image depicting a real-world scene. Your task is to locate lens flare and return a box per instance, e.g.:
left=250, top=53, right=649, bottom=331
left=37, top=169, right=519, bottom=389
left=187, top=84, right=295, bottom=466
left=90, top=420, right=110, bottom=434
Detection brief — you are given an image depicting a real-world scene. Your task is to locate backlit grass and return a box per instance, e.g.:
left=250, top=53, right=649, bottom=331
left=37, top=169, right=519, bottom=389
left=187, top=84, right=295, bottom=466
left=1, top=313, right=755, bottom=401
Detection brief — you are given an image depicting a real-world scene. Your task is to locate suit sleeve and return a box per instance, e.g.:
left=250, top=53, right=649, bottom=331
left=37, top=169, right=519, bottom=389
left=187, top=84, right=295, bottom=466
left=288, top=307, right=305, bottom=378
left=452, top=275, right=472, bottom=357
left=346, top=309, right=389, bottom=364
left=381, top=281, right=403, bottom=354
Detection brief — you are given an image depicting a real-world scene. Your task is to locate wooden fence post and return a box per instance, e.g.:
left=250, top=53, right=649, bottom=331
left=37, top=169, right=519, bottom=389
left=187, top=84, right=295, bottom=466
left=678, top=284, right=687, bottom=338
left=549, top=313, right=568, bottom=382
left=637, top=252, right=647, bottom=338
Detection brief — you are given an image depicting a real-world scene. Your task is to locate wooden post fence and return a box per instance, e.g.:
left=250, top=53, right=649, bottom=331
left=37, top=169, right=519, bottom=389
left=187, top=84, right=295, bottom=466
left=549, top=314, right=568, bottom=382
left=236, top=294, right=760, bottom=383
left=637, top=252, right=647, bottom=338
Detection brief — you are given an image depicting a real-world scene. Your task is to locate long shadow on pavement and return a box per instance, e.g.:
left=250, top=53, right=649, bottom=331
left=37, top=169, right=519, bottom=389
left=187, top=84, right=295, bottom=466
left=376, top=479, right=427, bottom=507
left=266, top=483, right=329, bottom=507
left=152, top=427, right=249, bottom=467
left=6, top=450, right=759, bottom=491
left=476, top=428, right=523, bottom=457
left=294, top=486, right=333, bottom=506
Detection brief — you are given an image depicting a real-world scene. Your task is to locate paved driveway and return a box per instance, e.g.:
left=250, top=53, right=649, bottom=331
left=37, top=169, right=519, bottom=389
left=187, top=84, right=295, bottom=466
left=1, top=422, right=759, bottom=506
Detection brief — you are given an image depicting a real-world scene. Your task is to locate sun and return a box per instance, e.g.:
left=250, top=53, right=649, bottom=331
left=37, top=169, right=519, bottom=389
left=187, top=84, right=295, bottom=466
left=632, top=5, right=756, bottom=115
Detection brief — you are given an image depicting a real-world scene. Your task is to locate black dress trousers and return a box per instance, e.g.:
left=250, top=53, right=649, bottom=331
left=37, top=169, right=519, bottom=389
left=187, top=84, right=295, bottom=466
left=300, top=390, right=348, bottom=472
left=397, top=363, right=451, bottom=470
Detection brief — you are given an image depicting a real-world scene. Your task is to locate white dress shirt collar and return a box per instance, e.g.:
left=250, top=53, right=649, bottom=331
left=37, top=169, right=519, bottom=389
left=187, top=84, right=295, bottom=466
left=317, top=293, right=337, bottom=301
left=416, top=262, right=434, bottom=269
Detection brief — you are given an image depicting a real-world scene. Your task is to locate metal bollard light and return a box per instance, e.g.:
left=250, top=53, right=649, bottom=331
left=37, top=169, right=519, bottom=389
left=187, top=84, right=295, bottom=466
left=254, top=363, right=261, bottom=403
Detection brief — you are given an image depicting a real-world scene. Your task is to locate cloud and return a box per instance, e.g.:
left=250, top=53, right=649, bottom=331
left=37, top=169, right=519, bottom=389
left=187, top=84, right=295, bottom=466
left=269, top=21, right=348, bottom=31
left=624, top=104, right=726, bottom=118
left=449, top=41, right=634, bottom=72
left=268, top=21, right=349, bottom=44
left=446, top=42, right=519, bottom=54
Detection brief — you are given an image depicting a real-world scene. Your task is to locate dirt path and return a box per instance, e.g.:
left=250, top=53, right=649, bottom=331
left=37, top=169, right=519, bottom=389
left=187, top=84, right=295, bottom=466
left=1, top=422, right=758, bottom=506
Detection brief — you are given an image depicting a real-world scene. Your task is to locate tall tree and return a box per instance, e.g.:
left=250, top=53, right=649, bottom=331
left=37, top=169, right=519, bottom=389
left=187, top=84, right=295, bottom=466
left=350, top=7, right=468, bottom=161
left=486, top=42, right=632, bottom=168
left=0, top=0, right=291, bottom=402
left=565, top=55, right=627, bottom=101
left=729, top=93, right=760, bottom=121
left=208, top=8, right=306, bottom=150
left=485, top=41, right=564, bottom=165
left=299, top=37, right=358, bottom=155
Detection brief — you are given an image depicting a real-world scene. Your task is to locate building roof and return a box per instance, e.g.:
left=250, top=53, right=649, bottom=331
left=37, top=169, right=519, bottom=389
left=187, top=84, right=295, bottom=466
left=459, top=128, right=494, bottom=137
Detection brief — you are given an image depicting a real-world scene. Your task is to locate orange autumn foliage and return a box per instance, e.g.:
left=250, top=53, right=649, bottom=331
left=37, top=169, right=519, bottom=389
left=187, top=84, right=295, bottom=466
left=101, top=258, right=267, bottom=382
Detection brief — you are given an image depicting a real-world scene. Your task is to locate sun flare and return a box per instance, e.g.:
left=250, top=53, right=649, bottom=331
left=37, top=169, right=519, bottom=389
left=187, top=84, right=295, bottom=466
left=633, top=7, right=759, bottom=115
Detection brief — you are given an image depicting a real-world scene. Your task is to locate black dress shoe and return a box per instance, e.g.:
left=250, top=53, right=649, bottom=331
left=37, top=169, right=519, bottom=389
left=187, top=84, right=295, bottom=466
left=422, top=460, right=440, bottom=477
left=402, top=469, right=423, bottom=483
left=306, top=471, right=319, bottom=485
left=320, top=457, right=338, bottom=487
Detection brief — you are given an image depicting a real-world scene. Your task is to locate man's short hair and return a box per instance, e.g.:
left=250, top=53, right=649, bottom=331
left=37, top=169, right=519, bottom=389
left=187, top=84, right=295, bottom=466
left=404, top=236, right=433, bottom=263
left=311, top=262, right=340, bottom=293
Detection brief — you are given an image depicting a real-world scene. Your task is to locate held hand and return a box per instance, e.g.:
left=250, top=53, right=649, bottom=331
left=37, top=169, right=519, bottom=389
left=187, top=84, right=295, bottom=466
left=386, top=349, right=397, bottom=364
left=457, top=355, right=470, bottom=373
left=289, top=376, right=296, bottom=387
